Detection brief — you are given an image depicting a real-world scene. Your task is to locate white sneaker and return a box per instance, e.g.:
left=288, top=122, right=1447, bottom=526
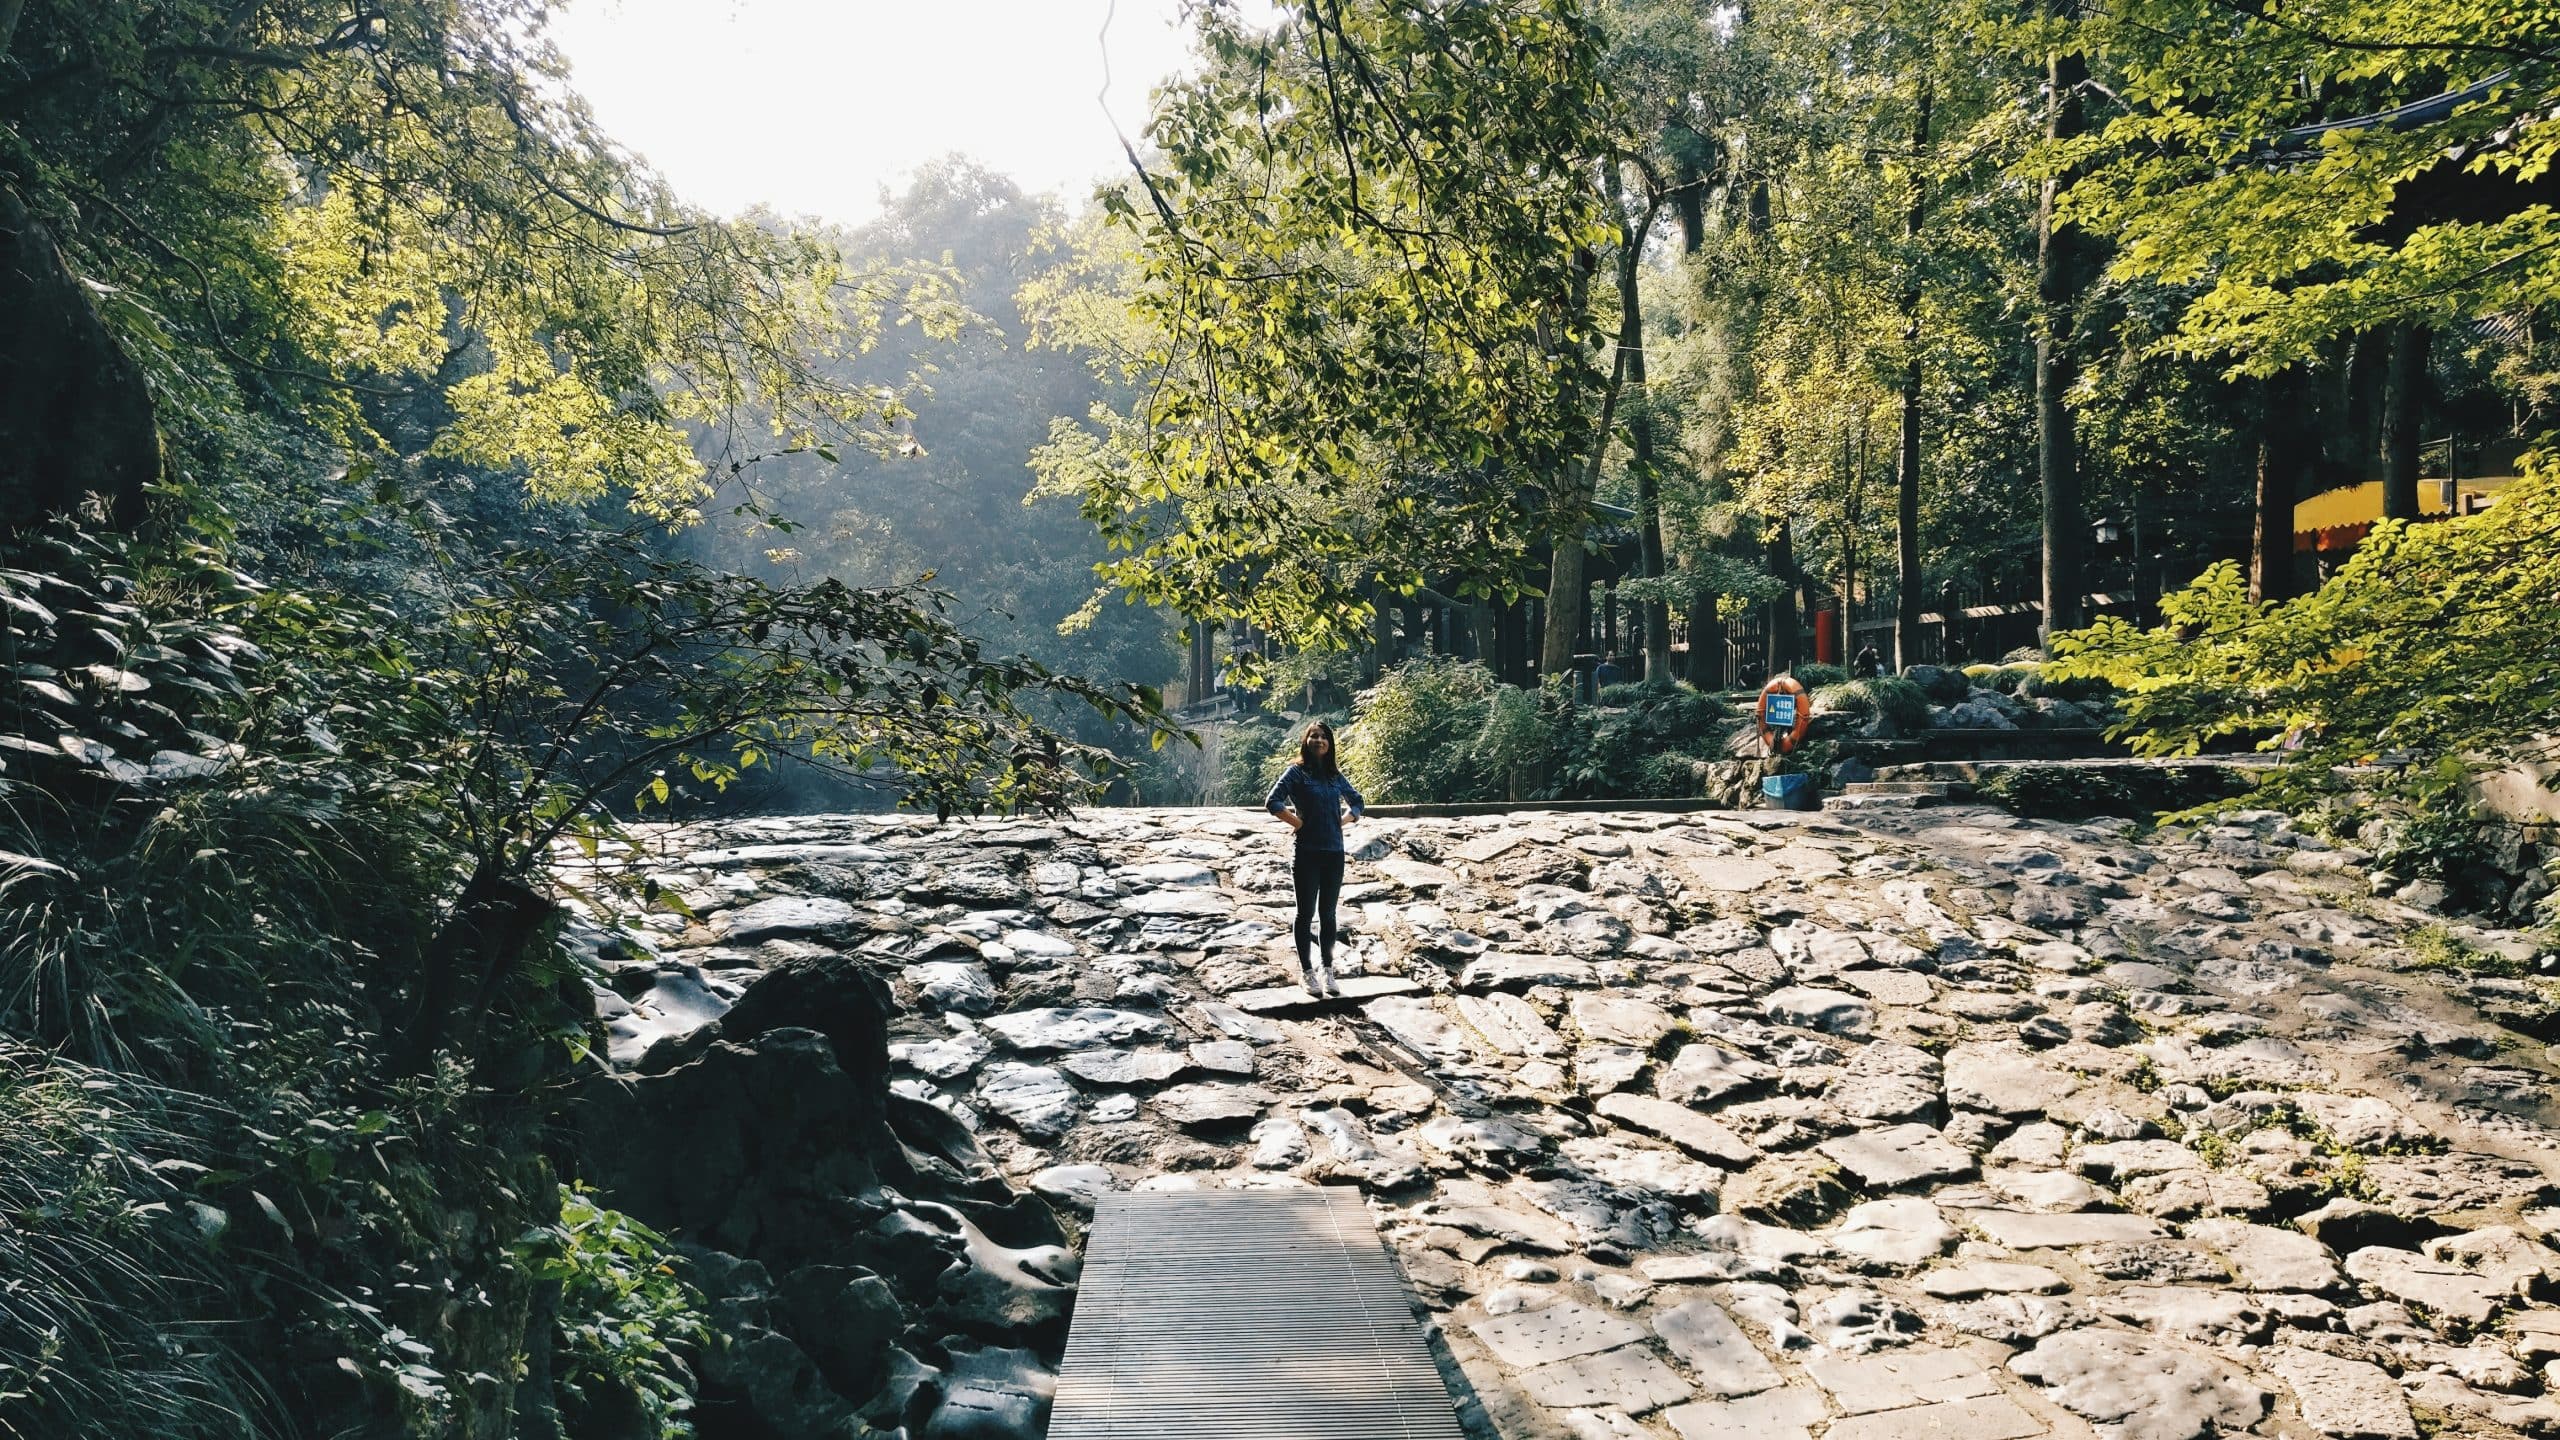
left=1314, top=960, right=1338, bottom=996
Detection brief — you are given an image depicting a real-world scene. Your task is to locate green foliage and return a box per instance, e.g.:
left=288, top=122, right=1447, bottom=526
left=1339, top=661, right=1507, bottom=804
left=2058, top=0, right=2560, bottom=370
left=1029, top=0, right=1617, bottom=662
left=1339, top=663, right=1727, bottom=803
left=0, top=1048, right=266, bottom=1439
left=0, top=9, right=1179, bottom=1432
left=2050, top=459, right=2560, bottom=843
left=2362, top=769, right=2512, bottom=909
left=522, top=1187, right=710, bottom=1439
left=1969, top=663, right=2040, bottom=695
left=1579, top=681, right=1731, bottom=797
left=1977, top=765, right=2147, bottom=821
left=2401, top=924, right=2528, bottom=980
left=682, top=161, right=1180, bottom=709
left=1814, top=676, right=1932, bottom=731
left=1214, top=716, right=1291, bottom=806
left=1788, top=663, right=1850, bottom=688
left=6, top=0, right=938, bottom=522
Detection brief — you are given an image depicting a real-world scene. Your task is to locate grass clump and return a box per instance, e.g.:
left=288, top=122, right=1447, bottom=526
left=1813, top=676, right=1933, bottom=732
left=2401, top=924, right=2529, bottom=979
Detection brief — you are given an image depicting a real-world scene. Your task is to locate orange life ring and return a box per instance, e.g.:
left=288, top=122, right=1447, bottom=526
left=1757, top=676, right=1812, bottom=754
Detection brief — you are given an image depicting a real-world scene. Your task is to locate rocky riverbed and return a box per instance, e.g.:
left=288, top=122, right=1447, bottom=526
left=570, top=801, right=2560, bottom=1440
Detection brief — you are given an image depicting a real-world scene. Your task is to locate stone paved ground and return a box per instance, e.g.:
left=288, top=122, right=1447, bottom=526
left=583, top=803, right=2560, bottom=1440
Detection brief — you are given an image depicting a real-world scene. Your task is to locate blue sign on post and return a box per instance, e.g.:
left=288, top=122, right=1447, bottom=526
left=1763, top=692, right=1798, bottom=728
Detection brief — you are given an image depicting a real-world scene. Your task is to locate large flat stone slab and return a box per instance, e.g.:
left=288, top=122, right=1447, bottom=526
left=1460, top=953, right=1600, bottom=991
left=1653, top=1300, right=1780, bottom=1397
left=1825, top=1394, right=2049, bottom=1440
left=976, top=1062, right=1080, bottom=1138
left=982, top=1007, right=1173, bottom=1053
left=1947, top=1041, right=2078, bottom=1117
left=1055, top=1047, right=1191, bottom=1086
left=1150, top=1082, right=1275, bottom=1131
left=2010, top=1329, right=2267, bottom=1440
left=1597, top=1094, right=1762, bottom=1166
left=1656, top=1043, right=1775, bottom=1105
left=1455, top=993, right=1563, bottom=1057
left=2266, top=1346, right=2417, bottom=1440
left=716, top=895, right=858, bottom=942
left=1118, top=886, right=1235, bottom=918
left=1363, top=996, right=1483, bottom=1063
left=1518, top=1346, right=1693, bottom=1414
left=1828, top=1198, right=1959, bottom=1268
left=1677, top=855, right=1783, bottom=894
left=1764, top=986, right=1875, bottom=1035
left=1665, top=1386, right=1826, bottom=1440
left=2184, top=1219, right=2340, bottom=1292
left=1468, top=1299, right=1648, bottom=1368
left=2343, top=1247, right=2512, bottom=1326
left=1230, top=974, right=1423, bottom=1012
left=1819, top=1124, right=1976, bottom=1190
left=1572, top=994, right=1679, bottom=1048
left=1805, top=1346, right=2000, bottom=1415
left=1966, top=1210, right=2168, bottom=1249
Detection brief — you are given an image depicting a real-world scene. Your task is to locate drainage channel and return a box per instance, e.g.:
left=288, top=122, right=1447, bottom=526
left=1049, top=1188, right=1467, bottom=1439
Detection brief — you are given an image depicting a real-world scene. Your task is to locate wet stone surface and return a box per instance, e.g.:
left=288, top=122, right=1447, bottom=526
left=575, top=801, right=2560, bottom=1440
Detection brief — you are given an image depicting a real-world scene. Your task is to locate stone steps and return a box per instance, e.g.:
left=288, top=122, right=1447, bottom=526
left=1837, top=780, right=1970, bottom=808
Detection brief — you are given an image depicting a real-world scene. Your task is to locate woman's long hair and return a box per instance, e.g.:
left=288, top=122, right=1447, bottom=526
left=1298, top=720, right=1340, bottom=780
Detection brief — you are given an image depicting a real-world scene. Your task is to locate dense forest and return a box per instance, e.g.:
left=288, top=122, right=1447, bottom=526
left=1, top=0, right=2554, bottom=1435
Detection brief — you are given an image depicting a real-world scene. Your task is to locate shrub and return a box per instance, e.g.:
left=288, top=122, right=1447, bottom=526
left=1788, top=663, right=1849, bottom=688
left=1978, top=765, right=2145, bottom=819
left=1814, top=682, right=1873, bottom=718
left=1212, top=716, right=1288, bottom=805
left=0, top=1050, right=268, bottom=1440
left=1901, top=664, right=1971, bottom=706
left=1983, top=663, right=2042, bottom=694
left=1637, top=750, right=1706, bottom=799
left=1473, top=681, right=1575, bottom=797
left=522, top=1186, right=711, bottom=1440
left=2051, top=456, right=2560, bottom=929
left=1576, top=682, right=1732, bottom=798
left=1339, top=658, right=1502, bottom=802
left=2017, top=668, right=2115, bottom=703
left=1815, top=676, right=1932, bottom=733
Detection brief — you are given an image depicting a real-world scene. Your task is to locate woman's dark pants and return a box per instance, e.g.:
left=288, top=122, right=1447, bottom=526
left=1292, top=844, right=1346, bottom=968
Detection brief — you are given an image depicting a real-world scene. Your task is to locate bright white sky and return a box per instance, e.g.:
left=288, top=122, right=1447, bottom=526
left=549, top=0, right=1219, bottom=225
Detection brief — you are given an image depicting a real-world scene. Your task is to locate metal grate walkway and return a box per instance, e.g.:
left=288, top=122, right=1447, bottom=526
left=1048, top=1188, right=1467, bottom=1439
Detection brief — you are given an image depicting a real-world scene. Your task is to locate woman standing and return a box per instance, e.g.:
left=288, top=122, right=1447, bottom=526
left=1265, top=720, right=1365, bottom=996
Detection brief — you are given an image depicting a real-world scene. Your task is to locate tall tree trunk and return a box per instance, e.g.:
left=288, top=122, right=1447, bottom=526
left=0, top=0, right=25, bottom=61
left=1675, top=154, right=1707, bottom=254
left=1618, top=198, right=1673, bottom=682
left=2036, top=36, right=2090, bottom=653
left=1367, top=578, right=1394, bottom=684
left=2252, top=368, right=2311, bottom=604
left=1687, top=594, right=1722, bottom=688
left=1542, top=255, right=1631, bottom=682
left=2380, top=323, right=2433, bottom=522
left=1767, top=518, right=1801, bottom=672
left=1894, top=82, right=1934, bottom=672
left=1468, top=601, right=1498, bottom=668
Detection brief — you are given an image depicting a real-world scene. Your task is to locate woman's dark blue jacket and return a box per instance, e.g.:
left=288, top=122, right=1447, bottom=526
left=1266, top=764, right=1365, bottom=853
